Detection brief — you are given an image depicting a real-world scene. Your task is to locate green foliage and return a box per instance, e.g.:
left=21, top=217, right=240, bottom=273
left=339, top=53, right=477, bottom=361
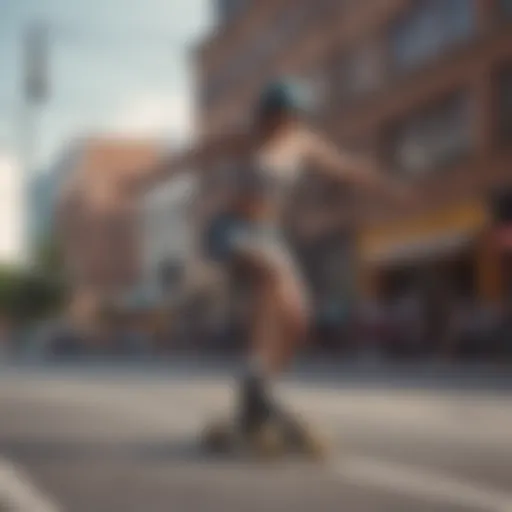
left=0, top=235, right=67, bottom=323
left=0, top=264, right=66, bottom=323
left=34, top=233, right=64, bottom=278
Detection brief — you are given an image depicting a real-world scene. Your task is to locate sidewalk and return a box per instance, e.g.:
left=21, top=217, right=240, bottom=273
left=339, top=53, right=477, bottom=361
left=288, top=357, right=512, bottom=393
left=4, top=353, right=512, bottom=393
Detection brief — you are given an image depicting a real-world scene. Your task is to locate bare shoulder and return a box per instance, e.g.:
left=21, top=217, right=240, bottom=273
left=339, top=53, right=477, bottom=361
left=280, top=125, right=316, bottom=159
left=298, top=126, right=339, bottom=160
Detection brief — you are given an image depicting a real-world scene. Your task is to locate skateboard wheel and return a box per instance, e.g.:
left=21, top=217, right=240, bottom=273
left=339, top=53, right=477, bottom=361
left=282, top=418, right=331, bottom=461
left=303, top=433, right=330, bottom=461
left=250, top=422, right=286, bottom=458
left=201, top=419, right=233, bottom=452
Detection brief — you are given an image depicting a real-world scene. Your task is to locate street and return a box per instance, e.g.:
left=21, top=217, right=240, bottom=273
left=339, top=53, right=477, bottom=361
left=0, top=362, right=511, bottom=512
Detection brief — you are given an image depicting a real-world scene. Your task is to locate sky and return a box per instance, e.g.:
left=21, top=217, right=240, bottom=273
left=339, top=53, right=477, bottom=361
left=0, top=154, right=23, bottom=263
left=0, top=0, right=213, bottom=171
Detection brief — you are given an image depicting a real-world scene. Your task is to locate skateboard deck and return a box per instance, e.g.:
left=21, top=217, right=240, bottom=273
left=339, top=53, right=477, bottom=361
left=200, top=415, right=331, bottom=462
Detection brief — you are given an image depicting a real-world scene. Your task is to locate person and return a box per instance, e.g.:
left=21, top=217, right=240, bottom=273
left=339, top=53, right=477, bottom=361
left=176, top=78, right=413, bottom=442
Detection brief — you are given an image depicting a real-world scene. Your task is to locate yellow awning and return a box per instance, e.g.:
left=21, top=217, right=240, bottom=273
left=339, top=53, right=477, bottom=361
left=358, top=201, right=490, bottom=265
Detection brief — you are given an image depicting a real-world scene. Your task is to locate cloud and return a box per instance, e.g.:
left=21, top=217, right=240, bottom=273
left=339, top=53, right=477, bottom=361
left=107, top=91, right=194, bottom=143
left=35, top=90, right=196, bottom=170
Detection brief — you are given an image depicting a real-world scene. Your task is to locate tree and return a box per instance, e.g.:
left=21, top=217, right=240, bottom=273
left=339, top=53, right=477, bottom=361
left=0, top=265, right=65, bottom=323
left=0, top=234, right=68, bottom=324
left=34, top=233, right=65, bottom=279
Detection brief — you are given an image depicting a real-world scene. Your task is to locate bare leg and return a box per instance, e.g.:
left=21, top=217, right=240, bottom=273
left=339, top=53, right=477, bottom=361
left=237, top=252, right=310, bottom=434
left=251, top=269, right=309, bottom=375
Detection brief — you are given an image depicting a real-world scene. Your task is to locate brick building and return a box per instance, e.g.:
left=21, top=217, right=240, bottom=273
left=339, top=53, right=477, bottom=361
left=55, top=137, right=165, bottom=323
left=190, top=0, right=512, bottom=312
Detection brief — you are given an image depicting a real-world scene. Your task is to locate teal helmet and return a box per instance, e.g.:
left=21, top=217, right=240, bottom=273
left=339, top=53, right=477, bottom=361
left=256, top=78, right=315, bottom=120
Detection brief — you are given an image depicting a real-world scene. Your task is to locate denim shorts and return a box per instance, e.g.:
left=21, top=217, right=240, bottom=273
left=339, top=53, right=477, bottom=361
left=203, top=213, right=286, bottom=265
left=203, top=213, right=311, bottom=310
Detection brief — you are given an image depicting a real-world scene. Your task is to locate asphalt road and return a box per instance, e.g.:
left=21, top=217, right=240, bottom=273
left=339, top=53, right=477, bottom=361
left=0, top=363, right=511, bottom=512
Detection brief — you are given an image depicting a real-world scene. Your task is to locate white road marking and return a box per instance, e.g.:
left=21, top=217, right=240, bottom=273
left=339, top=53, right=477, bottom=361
left=3, top=375, right=512, bottom=511
left=0, top=459, right=61, bottom=512
left=333, top=456, right=512, bottom=512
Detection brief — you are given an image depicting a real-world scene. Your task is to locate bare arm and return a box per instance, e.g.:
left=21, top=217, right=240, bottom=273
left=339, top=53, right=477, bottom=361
left=145, top=131, right=247, bottom=190
left=303, top=130, right=411, bottom=204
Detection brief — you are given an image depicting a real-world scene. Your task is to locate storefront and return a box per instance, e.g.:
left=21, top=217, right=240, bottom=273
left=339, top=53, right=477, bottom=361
left=492, top=189, right=512, bottom=302
left=289, top=228, right=356, bottom=352
left=356, top=200, right=498, bottom=303
left=495, top=225, right=512, bottom=301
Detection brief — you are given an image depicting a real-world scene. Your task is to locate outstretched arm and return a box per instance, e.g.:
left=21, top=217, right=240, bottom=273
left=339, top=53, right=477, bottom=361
left=303, top=130, right=412, bottom=204
left=145, top=131, right=247, bottom=190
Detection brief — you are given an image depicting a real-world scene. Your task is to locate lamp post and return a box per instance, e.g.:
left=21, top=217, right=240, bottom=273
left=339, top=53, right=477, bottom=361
left=20, top=21, right=49, bottom=265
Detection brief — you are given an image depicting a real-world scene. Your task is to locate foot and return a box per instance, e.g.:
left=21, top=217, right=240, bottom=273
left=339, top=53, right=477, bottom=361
left=237, top=373, right=274, bottom=437
left=236, top=374, right=329, bottom=459
left=270, top=405, right=330, bottom=460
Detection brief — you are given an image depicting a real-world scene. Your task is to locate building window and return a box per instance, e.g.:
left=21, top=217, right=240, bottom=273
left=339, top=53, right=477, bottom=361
left=492, top=189, right=512, bottom=223
left=500, top=0, right=512, bottom=16
left=389, top=92, right=473, bottom=175
left=201, top=73, right=229, bottom=110
left=216, top=0, right=250, bottom=24
left=298, top=63, right=331, bottom=114
left=277, top=2, right=311, bottom=38
left=391, top=0, right=476, bottom=72
left=337, top=42, right=383, bottom=103
left=498, top=65, right=512, bottom=141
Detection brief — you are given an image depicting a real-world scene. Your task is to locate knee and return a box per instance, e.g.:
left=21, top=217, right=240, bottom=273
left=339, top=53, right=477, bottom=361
left=290, top=299, right=311, bottom=338
left=255, top=261, right=311, bottom=333
left=278, top=282, right=311, bottom=337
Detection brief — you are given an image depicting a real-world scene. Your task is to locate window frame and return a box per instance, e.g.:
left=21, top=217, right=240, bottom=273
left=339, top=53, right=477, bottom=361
left=386, top=90, right=474, bottom=177
left=390, top=0, right=477, bottom=74
left=496, top=64, right=512, bottom=144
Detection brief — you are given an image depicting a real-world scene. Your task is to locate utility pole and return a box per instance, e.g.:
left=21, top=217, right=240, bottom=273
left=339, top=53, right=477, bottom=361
left=20, top=21, right=49, bottom=265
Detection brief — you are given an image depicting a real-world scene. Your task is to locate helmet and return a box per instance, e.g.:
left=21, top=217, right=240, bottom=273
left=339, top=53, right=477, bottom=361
left=256, top=78, right=314, bottom=119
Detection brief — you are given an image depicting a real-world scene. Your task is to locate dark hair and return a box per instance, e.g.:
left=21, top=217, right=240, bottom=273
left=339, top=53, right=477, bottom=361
left=255, top=79, right=314, bottom=122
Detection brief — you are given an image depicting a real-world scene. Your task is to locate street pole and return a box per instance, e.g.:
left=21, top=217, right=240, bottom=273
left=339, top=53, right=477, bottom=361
left=19, top=93, right=36, bottom=266
left=20, top=21, right=49, bottom=266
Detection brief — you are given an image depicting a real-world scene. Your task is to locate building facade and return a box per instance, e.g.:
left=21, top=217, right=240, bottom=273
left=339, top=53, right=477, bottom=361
left=30, top=143, right=83, bottom=247
left=55, top=137, right=164, bottom=322
left=139, top=172, right=198, bottom=305
left=192, top=0, right=512, bottom=310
